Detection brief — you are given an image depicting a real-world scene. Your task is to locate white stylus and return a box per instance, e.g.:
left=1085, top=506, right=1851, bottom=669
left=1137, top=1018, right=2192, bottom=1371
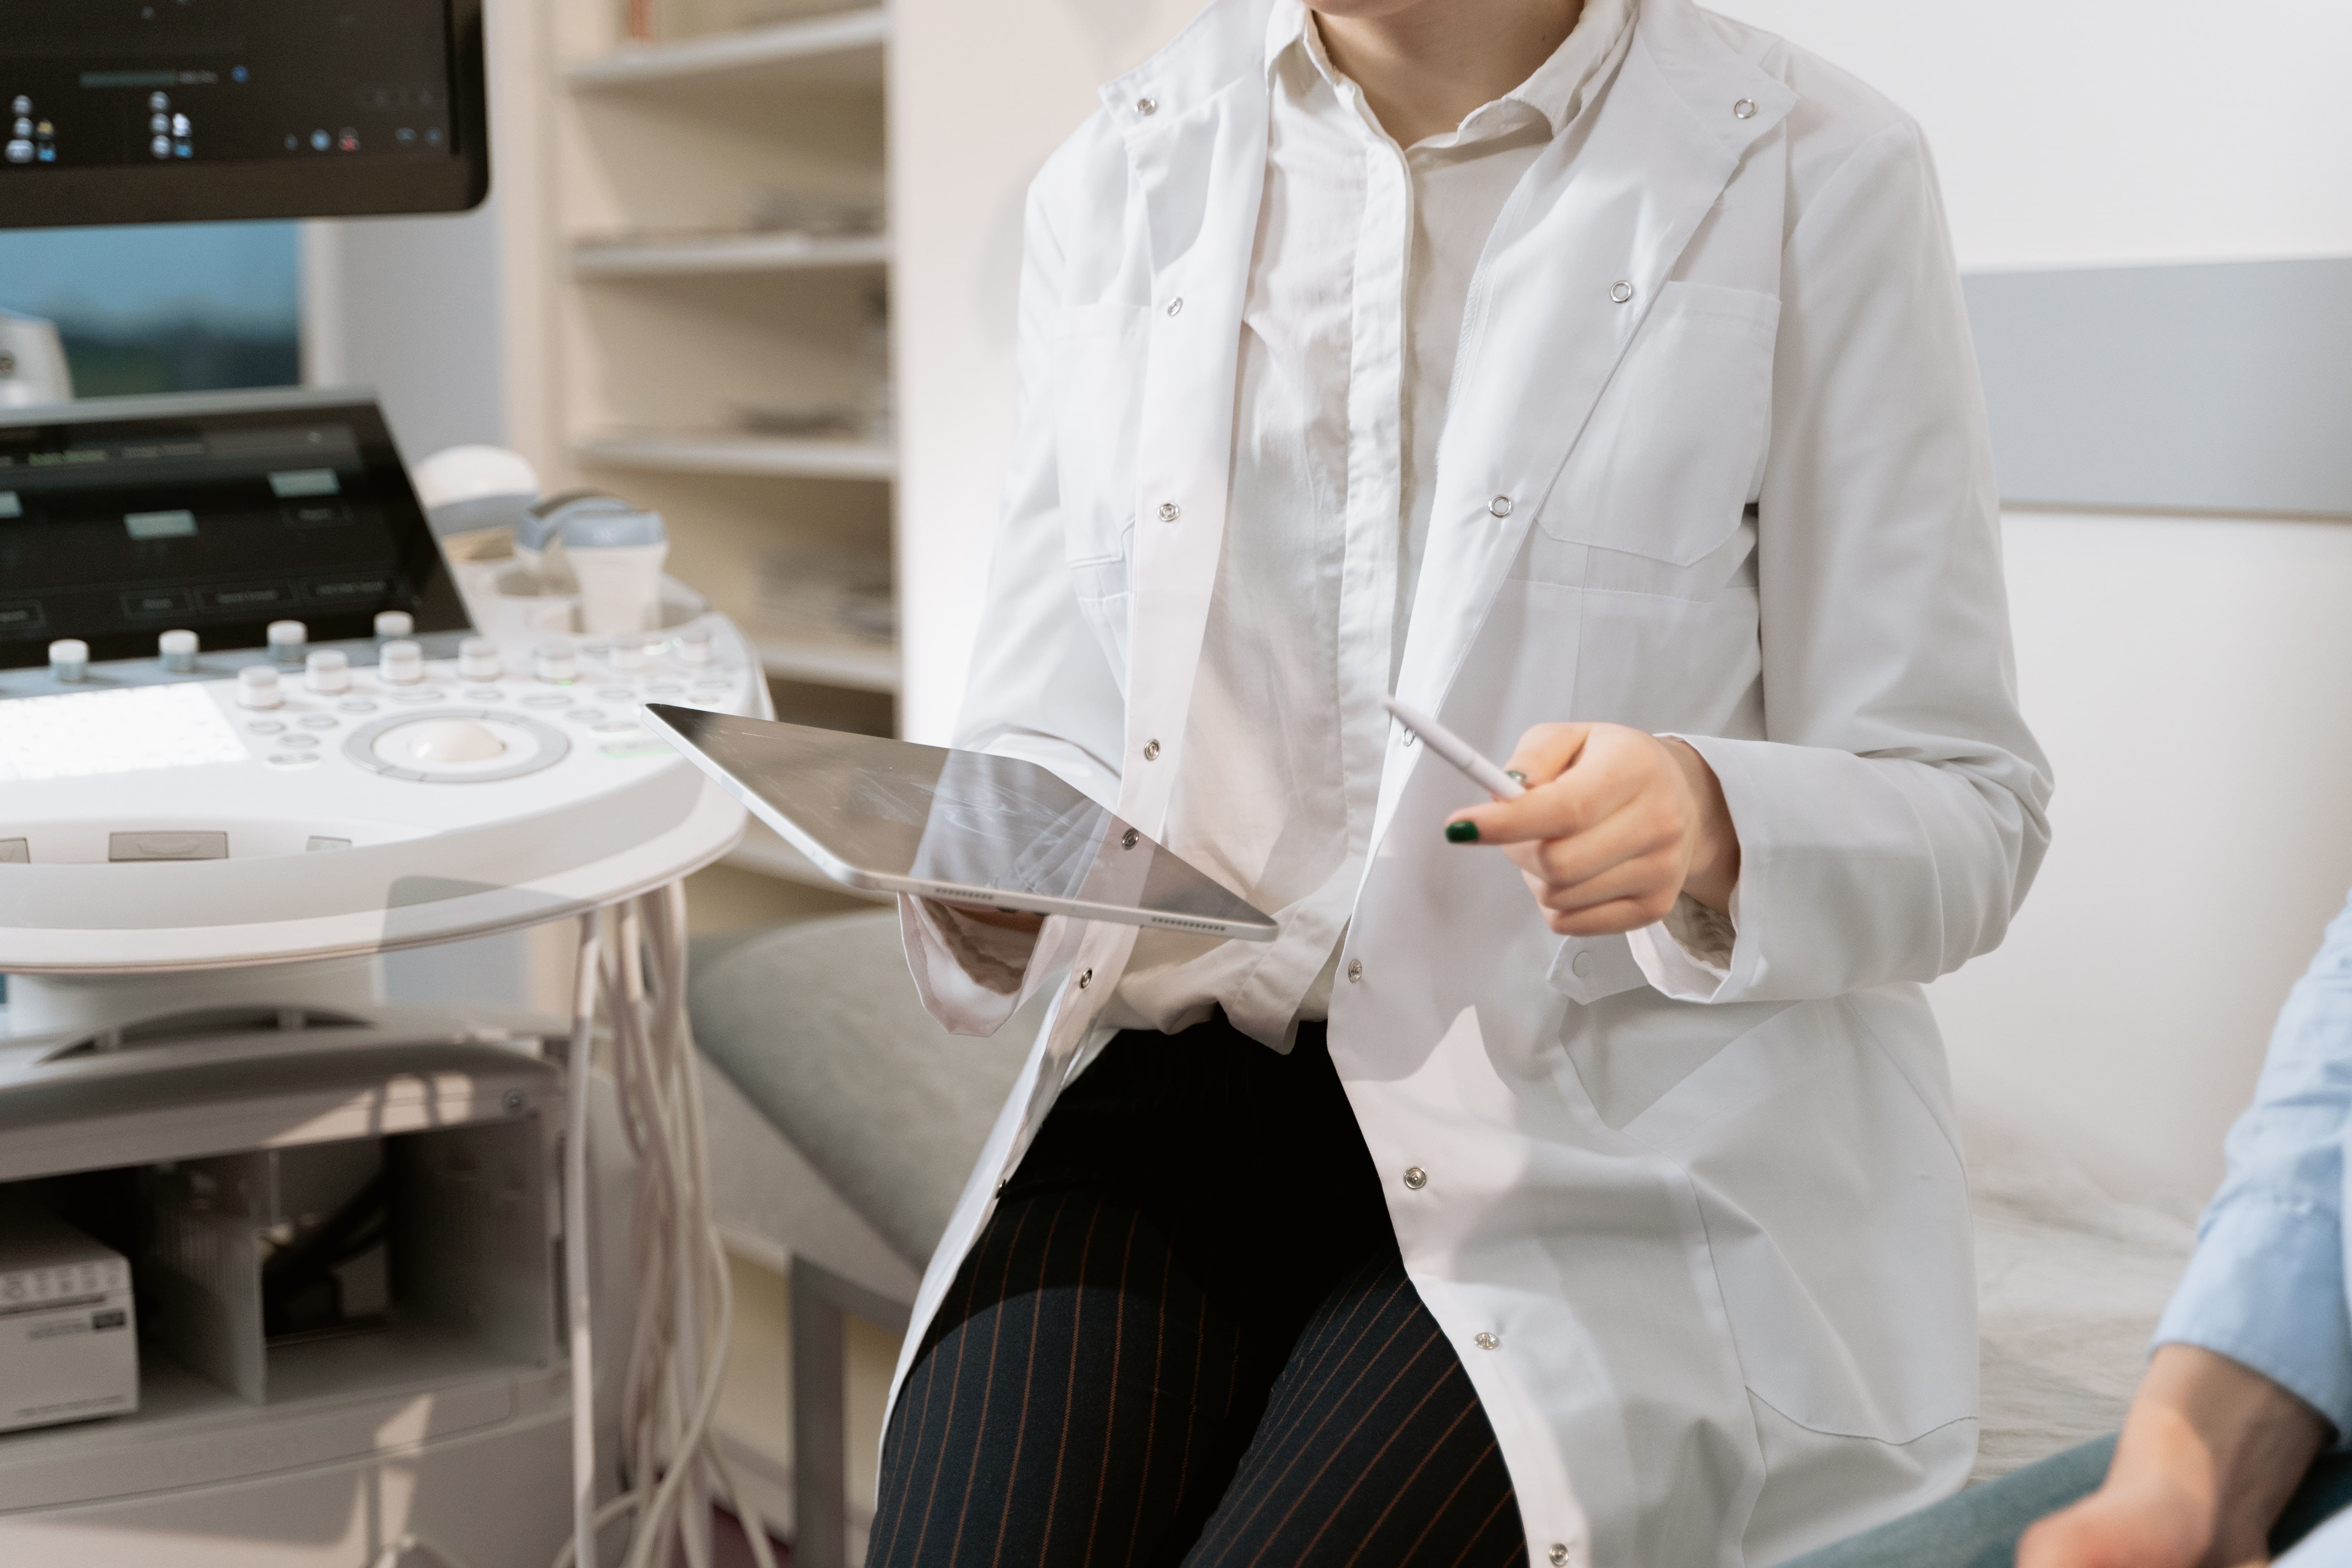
left=1382, top=694, right=1527, bottom=800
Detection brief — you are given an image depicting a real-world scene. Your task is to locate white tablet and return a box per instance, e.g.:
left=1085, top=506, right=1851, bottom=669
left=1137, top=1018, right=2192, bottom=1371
left=643, top=706, right=1279, bottom=942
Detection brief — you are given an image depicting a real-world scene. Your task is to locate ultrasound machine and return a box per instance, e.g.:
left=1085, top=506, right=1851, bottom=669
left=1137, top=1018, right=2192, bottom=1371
left=0, top=9, right=767, bottom=1566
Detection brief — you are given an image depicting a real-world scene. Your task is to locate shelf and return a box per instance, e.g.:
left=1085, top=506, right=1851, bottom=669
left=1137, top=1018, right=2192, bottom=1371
left=723, top=820, right=889, bottom=899
left=573, top=231, right=891, bottom=279
left=566, top=9, right=888, bottom=92
left=752, top=626, right=900, bottom=691
left=576, top=432, right=897, bottom=481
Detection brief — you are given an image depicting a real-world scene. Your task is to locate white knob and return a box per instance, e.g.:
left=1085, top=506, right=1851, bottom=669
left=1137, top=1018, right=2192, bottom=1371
left=159, top=629, right=199, bottom=673
left=267, top=619, right=307, bottom=662
left=48, top=638, right=89, bottom=682
left=458, top=637, right=502, bottom=681
left=374, top=610, right=414, bottom=639
left=535, top=639, right=579, bottom=684
left=677, top=627, right=713, bottom=667
left=237, top=664, right=283, bottom=709
left=306, top=648, right=351, bottom=694
left=611, top=638, right=648, bottom=672
left=379, top=640, right=424, bottom=684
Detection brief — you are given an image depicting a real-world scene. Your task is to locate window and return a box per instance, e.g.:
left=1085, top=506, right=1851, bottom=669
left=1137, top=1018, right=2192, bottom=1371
left=0, top=221, right=299, bottom=397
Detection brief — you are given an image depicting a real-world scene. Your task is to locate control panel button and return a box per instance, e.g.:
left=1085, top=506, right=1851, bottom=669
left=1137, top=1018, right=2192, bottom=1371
left=305, top=648, right=351, bottom=694
left=299, top=714, right=339, bottom=730
left=534, top=640, right=579, bottom=684
left=337, top=698, right=379, bottom=714
left=458, top=637, right=501, bottom=681
left=677, top=628, right=713, bottom=667
left=267, top=619, right=307, bottom=663
left=158, top=629, right=199, bottom=673
left=392, top=719, right=506, bottom=765
left=374, top=610, right=414, bottom=639
left=611, top=639, right=648, bottom=672
left=246, top=719, right=285, bottom=735
left=378, top=640, right=424, bottom=684
left=47, top=638, right=89, bottom=683
left=237, top=665, right=283, bottom=709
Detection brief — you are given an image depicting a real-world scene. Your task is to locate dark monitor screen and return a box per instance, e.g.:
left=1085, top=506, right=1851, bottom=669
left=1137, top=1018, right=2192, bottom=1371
left=0, top=389, right=469, bottom=669
left=0, top=0, right=487, bottom=227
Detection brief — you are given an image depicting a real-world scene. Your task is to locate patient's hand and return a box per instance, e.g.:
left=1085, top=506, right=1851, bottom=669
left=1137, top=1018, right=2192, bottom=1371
left=2018, top=1346, right=2325, bottom=1568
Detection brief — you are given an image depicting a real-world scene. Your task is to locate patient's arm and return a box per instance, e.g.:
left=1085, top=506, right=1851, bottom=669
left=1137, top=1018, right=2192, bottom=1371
left=2019, top=1344, right=2328, bottom=1568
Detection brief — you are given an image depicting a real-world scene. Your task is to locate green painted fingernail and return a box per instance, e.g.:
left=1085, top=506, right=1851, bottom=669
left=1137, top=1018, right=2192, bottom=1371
left=1445, top=820, right=1479, bottom=844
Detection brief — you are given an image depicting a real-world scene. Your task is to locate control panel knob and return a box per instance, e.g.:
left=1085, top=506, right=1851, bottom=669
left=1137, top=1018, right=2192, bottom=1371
left=158, top=629, right=199, bottom=673
left=374, top=610, right=414, bottom=639
left=458, top=637, right=502, bottom=681
left=48, top=638, right=89, bottom=683
left=611, top=637, right=648, bottom=673
left=306, top=648, right=351, bottom=694
left=535, top=639, right=579, bottom=684
left=267, top=619, right=307, bottom=663
left=237, top=664, right=283, bottom=709
left=378, top=640, right=425, bottom=685
left=677, top=627, right=713, bottom=667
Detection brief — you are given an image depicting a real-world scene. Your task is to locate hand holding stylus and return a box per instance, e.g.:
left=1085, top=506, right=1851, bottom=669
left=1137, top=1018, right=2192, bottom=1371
left=1386, top=699, right=1740, bottom=937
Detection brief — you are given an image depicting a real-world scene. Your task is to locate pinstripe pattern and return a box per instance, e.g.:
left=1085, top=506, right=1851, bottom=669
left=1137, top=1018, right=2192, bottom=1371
left=868, top=1017, right=1523, bottom=1567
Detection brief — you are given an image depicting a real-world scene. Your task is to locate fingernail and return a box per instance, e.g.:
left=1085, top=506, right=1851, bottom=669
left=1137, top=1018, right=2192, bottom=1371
left=1445, top=820, right=1479, bottom=844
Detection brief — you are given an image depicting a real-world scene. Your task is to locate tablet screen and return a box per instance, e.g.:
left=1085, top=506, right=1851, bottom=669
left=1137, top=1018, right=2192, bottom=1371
left=646, top=708, right=1277, bottom=941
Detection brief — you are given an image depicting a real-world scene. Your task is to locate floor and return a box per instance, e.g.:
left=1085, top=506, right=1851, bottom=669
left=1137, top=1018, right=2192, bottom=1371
left=709, top=1505, right=794, bottom=1568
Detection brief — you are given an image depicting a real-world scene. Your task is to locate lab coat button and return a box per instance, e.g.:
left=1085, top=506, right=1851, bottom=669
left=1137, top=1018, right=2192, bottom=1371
left=1570, top=950, right=1596, bottom=979
left=1078, top=968, right=1093, bottom=990
left=1403, top=1166, right=1427, bottom=1190
left=1610, top=280, right=1635, bottom=304
left=1166, top=297, right=1183, bottom=317
left=1135, top=96, right=1158, bottom=116
left=1550, top=1546, right=1571, bottom=1566
left=1347, top=958, right=1363, bottom=983
left=1121, top=828, right=1140, bottom=849
left=1143, top=739, right=1161, bottom=761
left=1487, top=495, right=1513, bottom=518
left=1157, top=501, right=1181, bottom=523
left=1733, top=98, right=1758, bottom=119
left=1474, top=1332, right=1500, bottom=1351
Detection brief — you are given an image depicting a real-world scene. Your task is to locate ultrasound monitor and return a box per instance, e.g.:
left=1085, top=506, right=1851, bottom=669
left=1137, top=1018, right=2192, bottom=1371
left=0, top=0, right=487, bottom=227
left=0, top=388, right=469, bottom=670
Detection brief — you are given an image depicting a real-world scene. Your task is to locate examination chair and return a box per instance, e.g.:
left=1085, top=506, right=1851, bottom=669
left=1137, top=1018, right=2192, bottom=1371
left=688, top=910, right=1047, bottom=1568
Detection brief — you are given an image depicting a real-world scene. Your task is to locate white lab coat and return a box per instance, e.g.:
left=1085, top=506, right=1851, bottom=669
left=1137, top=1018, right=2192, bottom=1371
left=888, top=1, right=2054, bottom=1562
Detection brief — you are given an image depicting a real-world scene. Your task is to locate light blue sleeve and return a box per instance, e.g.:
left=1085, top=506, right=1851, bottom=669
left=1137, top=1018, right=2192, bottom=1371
left=2154, top=886, right=2352, bottom=1439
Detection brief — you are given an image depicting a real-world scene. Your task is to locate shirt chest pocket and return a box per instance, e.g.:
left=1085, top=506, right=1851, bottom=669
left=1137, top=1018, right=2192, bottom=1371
left=1533, top=282, right=1780, bottom=574
left=1051, top=301, right=1152, bottom=567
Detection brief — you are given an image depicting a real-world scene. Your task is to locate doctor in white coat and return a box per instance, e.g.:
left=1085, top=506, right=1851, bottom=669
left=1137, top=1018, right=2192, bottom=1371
left=870, top=0, right=2052, bottom=1561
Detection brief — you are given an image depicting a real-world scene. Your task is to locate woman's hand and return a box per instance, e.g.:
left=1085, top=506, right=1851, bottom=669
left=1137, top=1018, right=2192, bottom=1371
left=1443, top=723, right=1740, bottom=937
left=2018, top=1346, right=2327, bottom=1568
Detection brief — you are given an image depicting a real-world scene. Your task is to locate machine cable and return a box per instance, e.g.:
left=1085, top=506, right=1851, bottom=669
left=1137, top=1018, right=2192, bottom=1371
left=557, top=884, right=781, bottom=1568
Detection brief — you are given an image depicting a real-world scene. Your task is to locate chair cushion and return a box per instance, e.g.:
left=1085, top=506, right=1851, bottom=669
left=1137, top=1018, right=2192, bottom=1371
left=689, top=910, right=1046, bottom=1273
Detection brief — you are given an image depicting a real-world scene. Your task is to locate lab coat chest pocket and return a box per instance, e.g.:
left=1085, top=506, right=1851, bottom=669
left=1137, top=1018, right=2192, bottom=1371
left=1052, top=302, right=1151, bottom=567
left=1535, top=283, right=1779, bottom=570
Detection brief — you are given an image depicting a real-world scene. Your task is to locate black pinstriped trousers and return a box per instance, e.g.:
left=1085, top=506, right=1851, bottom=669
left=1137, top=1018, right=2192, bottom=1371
left=869, top=1013, right=1524, bottom=1567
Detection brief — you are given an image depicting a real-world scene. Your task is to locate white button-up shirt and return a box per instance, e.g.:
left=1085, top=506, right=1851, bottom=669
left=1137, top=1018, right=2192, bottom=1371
left=1101, top=0, right=1638, bottom=1047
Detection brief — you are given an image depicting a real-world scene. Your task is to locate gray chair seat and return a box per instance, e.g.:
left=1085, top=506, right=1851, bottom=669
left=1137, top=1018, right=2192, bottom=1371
left=689, top=908, right=1043, bottom=1276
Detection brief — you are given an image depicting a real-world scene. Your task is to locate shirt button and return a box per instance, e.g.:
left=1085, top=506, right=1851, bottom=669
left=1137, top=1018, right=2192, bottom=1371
left=1077, top=968, right=1093, bottom=989
left=1142, top=739, right=1161, bottom=761
left=1157, top=501, right=1181, bottom=523
left=1570, top=950, right=1596, bottom=979
left=1347, top=958, right=1363, bottom=983
left=1487, top=495, right=1513, bottom=518
left=1135, top=96, right=1157, bottom=116
left=1550, top=1546, right=1572, bottom=1567
left=1733, top=98, right=1758, bottom=120
left=1610, top=279, right=1636, bottom=304
left=1474, top=1332, right=1501, bottom=1351
left=1166, top=297, right=1183, bottom=317
left=1403, top=1166, right=1427, bottom=1190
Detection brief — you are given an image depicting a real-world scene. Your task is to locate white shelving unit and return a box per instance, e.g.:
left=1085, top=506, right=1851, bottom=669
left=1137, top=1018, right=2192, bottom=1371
left=539, top=0, right=901, bottom=889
